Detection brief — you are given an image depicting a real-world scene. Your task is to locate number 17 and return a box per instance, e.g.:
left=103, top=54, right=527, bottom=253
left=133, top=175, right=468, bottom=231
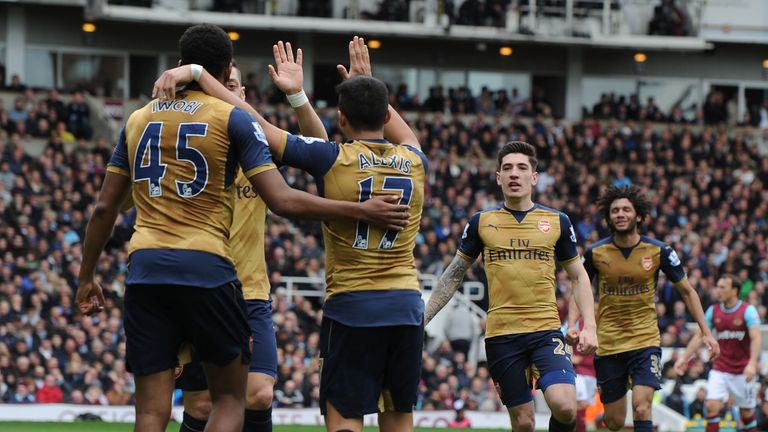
left=353, top=176, right=413, bottom=249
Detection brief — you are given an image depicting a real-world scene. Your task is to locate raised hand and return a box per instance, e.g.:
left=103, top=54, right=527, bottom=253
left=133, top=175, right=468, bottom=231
left=268, top=41, right=304, bottom=95
left=337, top=35, right=372, bottom=80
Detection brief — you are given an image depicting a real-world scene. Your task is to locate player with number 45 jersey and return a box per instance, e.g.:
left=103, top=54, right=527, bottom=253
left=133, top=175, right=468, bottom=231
left=74, top=25, right=411, bottom=432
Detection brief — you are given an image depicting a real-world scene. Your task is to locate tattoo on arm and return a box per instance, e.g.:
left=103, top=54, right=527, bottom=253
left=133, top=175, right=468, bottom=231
left=425, top=254, right=473, bottom=324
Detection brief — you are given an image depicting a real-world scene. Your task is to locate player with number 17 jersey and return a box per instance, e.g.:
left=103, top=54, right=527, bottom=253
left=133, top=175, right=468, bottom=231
left=274, top=132, right=427, bottom=417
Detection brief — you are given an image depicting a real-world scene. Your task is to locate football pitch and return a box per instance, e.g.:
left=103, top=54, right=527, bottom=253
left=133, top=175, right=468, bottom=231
left=0, top=423, right=520, bottom=431
left=0, top=423, right=517, bottom=432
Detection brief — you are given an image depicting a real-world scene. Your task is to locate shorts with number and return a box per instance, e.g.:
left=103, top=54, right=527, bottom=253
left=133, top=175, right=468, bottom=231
left=485, top=330, right=576, bottom=408
left=319, top=317, right=424, bottom=418
left=576, top=375, right=598, bottom=403
left=706, top=369, right=758, bottom=409
left=594, top=346, right=661, bottom=404
left=124, top=282, right=251, bottom=377
left=174, top=299, right=278, bottom=391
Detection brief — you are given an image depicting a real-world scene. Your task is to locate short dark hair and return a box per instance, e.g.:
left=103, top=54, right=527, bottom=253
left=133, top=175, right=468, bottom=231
left=497, top=141, right=538, bottom=170
left=179, top=24, right=233, bottom=80
left=336, top=76, right=389, bottom=131
left=719, top=274, right=741, bottom=291
left=597, top=185, right=651, bottom=229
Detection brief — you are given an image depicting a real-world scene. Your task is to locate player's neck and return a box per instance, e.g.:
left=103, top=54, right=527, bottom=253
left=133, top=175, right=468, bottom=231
left=613, top=231, right=641, bottom=248
left=723, top=297, right=739, bottom=309
left=504, top=196, right=534, bottom=212
left=347, top=128, right=384, bottom=140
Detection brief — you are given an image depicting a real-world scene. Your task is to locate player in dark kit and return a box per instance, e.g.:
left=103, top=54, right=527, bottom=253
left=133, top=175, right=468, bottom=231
left=574, top=185, right=719, bottom=432
left=426, top=141, right=598, bottom=432
left=75, top=25, right=409, bottom=432
left=675, top=275, right=761, bottom=432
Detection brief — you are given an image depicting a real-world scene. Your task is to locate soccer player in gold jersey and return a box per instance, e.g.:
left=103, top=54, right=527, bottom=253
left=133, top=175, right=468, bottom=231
left=155, top=36, right=426, bottom=432
left=76, top=25, right=408, bottom=432
left=575, top=185, right=718, bottom=431
left=426, top=141, right=598, bottom=432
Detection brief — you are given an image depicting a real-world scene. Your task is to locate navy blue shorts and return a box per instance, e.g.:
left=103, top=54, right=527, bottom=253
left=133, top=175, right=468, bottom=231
left=594, top=346, right=662, bottom=404
left=485, top=330, right=576, bottom=408
left=124, top=282, right=251, bottom=377
left=175, top=299, right=277, bottom=391
left=319, top=318, right=423, bottom=418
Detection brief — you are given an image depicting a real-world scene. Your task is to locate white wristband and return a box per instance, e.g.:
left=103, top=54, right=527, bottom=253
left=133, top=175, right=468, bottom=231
left=286, top=89, right=309, bottom=108
left=190, top=64, right=203, bottom=81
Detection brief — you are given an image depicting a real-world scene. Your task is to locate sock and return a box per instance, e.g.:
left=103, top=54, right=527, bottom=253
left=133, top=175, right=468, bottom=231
left=741, top=414, right=756, bottom=432
left=705, top=415, right=720, bottom=432
left=549, top=415, right=576, bottom=432
left=575, top=408, right=587, bottom=432
left=243, top=408, right=272, bottom=432
left=633, top=420, right=653, bottom=432
left=180, top=411, right=207, bottom=432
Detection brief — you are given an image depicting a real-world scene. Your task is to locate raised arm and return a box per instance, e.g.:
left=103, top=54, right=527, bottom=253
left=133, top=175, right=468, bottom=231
left=563, top=259, right=598, bottom=355
left=268, top=41, right=328, bottom=140
left=338, top=36, right=420, bottom=149
left=425, top=253, right=474, bottom=325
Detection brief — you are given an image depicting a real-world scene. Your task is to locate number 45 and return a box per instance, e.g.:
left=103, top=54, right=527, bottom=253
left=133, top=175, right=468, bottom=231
left=353, top=176, right=413, bottom=250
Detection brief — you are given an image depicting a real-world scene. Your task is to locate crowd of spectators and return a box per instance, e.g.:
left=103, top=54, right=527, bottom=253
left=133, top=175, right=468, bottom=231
left=0, top=82, right=767, bottom=428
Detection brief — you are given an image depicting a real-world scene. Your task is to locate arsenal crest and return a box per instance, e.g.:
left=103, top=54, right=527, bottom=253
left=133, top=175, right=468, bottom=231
left=641, top=256, right=653, bottom=271
left=538, top=220, right=551, bottom=233
left=174, top=364, right=184, bottom=379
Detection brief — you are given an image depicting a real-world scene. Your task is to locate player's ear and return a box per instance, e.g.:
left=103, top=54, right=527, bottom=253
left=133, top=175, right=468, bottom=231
left=531, top=171, right=538, bottom=186
left=240, top=86, right=246, bottom=101
left=337, top=109, right=347, bottom=127
left=383, top=110, right=392, bottom=125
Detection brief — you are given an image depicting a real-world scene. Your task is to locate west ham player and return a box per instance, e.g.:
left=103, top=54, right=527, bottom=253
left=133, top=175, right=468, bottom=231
left=577, top=185, right=719, bottom=432
left=75, top=25, right=409, bottom=432
left=156, top=36, right=426, bottom=432
left=426, top=141, right=598, bottom=432
left=674, top=275, right=761, bottom=432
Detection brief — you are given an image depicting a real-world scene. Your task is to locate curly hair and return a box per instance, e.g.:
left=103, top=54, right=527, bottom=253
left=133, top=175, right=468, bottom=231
left=179, top=24, right=233, bottom=80
left=597, top=185, right=651, bottom=230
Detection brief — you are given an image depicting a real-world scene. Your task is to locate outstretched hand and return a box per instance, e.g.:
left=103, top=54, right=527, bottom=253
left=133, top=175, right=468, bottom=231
left=268, top=41, right=304, bottom=95
left=337, top=35, right=372, bottom=80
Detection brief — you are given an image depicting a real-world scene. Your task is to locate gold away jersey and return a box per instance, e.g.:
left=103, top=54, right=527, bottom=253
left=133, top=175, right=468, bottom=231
left=458, top=204, right=580, bottom=338
left=230, top=170, right=270, bottom=301
left=107, top=91, right=275, bottom=288
left=275, top=133, right=427, bottom=327
left=583, top=235, right=687, bottom=356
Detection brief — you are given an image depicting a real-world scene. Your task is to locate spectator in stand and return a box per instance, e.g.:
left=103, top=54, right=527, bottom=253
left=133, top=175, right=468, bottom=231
left=35, top=374, right=63, bottom=403
left=65, top=91, right=92, bottom=140
left=7, top=74, right=26, bottom=92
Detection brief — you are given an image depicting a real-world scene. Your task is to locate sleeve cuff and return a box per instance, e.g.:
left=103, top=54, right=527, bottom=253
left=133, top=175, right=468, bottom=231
left=672, top=275, right=688, bottom=287
left=243, top=163, right=277, bottom=179
left=107, top=165, right=129, bottom=177
left=275, top=132, right=288, bottom=161
left=558, top=256, right=580, bottom=266
left=456, top=250, right=478, bottom=262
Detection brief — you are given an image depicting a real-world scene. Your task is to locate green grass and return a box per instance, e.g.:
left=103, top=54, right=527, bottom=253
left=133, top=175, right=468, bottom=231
left=0, top=423, right=514, bottom=431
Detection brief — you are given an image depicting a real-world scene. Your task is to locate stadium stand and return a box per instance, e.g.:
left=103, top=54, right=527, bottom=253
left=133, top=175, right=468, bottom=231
left=0, top=72, right=766, bottom=428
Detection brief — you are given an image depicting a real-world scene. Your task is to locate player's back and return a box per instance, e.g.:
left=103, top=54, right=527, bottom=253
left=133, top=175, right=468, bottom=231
left=124, top=91, right=238, bottom=260
left=322, top=139, right=426, bottom=297
left=108, top=90, right=275, bottom=288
